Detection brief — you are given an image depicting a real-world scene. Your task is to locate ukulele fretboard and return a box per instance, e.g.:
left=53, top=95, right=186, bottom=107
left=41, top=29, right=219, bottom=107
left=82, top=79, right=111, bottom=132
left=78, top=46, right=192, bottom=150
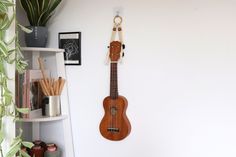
left=110, top=63, right=118, bottom=99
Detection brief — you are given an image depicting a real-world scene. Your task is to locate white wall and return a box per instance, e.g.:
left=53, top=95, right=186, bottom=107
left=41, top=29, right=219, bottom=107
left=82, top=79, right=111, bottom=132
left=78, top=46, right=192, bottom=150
left=48, top=0, right=236, bottom=157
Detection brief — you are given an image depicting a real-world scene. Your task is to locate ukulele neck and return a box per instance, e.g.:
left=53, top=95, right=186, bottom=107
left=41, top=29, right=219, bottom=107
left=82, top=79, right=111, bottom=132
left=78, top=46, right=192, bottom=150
left=110, top=63, right=118, bottom=99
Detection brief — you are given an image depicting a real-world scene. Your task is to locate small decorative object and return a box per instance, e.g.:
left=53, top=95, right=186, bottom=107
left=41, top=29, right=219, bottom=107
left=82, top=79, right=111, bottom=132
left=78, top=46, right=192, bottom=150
left=33, top=140, right=47, bottom=151
left=44, top=143, right=60, bottom=157
left=30, top=140, right=47, bottom=157
left=20, top=0, right=62, bottom=47
left=44, top=96, right=61, bottom=117
left=30, top=145, right=44, bottom=157
left=46, top=143, right=57, bottom=152
left=59, top=32, right=81, bottom=65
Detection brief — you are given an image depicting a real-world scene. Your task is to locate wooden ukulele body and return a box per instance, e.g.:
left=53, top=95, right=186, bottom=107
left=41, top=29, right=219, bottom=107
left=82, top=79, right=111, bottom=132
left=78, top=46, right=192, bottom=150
left=99, top=95, right=131, bottom=141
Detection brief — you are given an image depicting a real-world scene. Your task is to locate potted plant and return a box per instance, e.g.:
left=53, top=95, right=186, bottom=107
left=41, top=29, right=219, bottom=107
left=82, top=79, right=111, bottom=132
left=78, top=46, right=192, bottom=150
left=20, top=0, right=62, bottom=47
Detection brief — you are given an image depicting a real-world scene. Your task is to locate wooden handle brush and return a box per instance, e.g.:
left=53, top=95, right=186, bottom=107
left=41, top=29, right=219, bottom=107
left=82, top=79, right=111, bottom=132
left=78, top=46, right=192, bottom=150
left=38, top=57, right=66, bottom=96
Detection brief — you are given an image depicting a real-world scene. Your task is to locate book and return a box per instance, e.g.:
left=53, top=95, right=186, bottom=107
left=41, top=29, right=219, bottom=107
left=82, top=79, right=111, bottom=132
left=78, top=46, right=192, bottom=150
left=15, top=72, right=27, bottom=118
left=16, top=69, right=50, bottom=118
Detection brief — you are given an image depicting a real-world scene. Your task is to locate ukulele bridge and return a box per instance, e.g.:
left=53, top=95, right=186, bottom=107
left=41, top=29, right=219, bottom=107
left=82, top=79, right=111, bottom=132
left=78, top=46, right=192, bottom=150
left=107, top=127, right=119, bottom=133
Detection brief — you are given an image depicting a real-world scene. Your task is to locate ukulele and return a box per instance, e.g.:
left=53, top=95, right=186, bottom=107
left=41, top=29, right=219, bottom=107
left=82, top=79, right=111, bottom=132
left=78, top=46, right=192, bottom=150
left=99, top=37, right=131, bottom=141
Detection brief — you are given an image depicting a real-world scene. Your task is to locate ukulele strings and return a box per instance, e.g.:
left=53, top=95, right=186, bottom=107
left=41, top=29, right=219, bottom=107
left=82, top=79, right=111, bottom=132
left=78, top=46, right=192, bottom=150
left=110, top=63, right=115, bottom=130
left=115, top=63, right=118, bottom=131
left=113, top=63, right=116, bottom=130
left=110, top=63, right=118, bottom=131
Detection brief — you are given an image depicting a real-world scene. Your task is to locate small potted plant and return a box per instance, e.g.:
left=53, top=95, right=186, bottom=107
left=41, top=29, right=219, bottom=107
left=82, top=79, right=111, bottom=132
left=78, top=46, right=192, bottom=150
left=20, top=0, right=62, bottom=47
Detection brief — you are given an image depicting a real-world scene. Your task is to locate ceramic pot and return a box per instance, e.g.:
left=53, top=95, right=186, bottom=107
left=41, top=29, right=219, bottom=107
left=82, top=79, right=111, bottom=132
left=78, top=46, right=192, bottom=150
left=30, top=145, right=44, bottom=157
left=25, top=26, right=48, bottom=47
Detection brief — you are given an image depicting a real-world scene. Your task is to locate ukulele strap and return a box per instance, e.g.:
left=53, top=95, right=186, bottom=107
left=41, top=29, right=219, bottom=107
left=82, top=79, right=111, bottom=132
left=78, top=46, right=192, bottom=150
left=106, top=15, right=125, bottom=64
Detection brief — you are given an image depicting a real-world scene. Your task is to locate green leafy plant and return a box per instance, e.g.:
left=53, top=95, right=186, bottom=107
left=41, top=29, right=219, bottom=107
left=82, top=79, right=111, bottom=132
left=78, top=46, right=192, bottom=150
left=0, top=0, right=33, bottom=157
left=20, top=0, right=62, bottom=26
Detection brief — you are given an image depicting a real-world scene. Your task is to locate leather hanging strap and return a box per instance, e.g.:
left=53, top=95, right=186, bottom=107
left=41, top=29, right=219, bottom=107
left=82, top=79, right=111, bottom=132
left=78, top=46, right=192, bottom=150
left=106, top=15, right=125, bottom=64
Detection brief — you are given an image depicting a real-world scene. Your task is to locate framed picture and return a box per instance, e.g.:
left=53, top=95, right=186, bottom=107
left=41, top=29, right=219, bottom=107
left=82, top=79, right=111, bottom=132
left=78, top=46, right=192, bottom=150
left=59, top=32, right=81, bottom=65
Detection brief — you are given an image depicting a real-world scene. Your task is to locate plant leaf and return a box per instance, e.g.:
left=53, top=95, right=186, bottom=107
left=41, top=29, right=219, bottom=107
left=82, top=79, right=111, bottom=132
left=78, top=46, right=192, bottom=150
left=37, top=10, right=47, bottom=26
left=21, top=150, right=31, bottom=157
left=22, top=141, right=34, bottom=149
left=30, top=0, right=40, bottom=23
left=1, top=14, right=14, bottom=30
left=1, top=0, right=14, bottom=7
left=16, top=59, right=28, bottom=73
left=0, top=129, right=4, bottom=144
left=20, top=0, right=35, bottom=25
left=0, top=14, right=9, bottom=29
left=5, top=35, right=16, bottom=45
left=7, top=137, right=22, bottom=157
left=0, top=40, right=8, bottom=57
left=41, top=14, right=52, bottom=26
left=16, top=128, right=23, bottom=139
left=41, top=0, right=61, bottom=26
left=4, top=91, right=12, bottom=105
left=42, top=0, right=50, bottom=12
left=13, top=117, right=20, bottom=122
left=6, top=143, right=20, bottom=157
left=17, top=24, right=32, bottom=33
left=0, top=3, right=7, bottom=14
left=15, top=107, right=29, bottom=114
left=48, top=0, right=62, bottom=15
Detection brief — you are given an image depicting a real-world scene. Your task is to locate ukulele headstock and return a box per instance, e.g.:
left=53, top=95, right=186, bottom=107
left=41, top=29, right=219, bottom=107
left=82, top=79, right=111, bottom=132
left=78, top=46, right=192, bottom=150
left=109, top=41, right=121, bottom=62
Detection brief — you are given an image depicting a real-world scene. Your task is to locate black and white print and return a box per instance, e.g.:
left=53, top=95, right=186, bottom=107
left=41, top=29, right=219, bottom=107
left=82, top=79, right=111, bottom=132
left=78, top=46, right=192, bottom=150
left=59, top=32, right=81, bottom=65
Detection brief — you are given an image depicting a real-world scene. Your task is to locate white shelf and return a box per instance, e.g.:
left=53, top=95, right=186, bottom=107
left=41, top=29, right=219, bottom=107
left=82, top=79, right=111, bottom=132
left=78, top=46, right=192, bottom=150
left=21, top=47, right=64, bottom=53
left=18, top=47, right=74, bottom=157
left=17, top=115, right=68, bottom=122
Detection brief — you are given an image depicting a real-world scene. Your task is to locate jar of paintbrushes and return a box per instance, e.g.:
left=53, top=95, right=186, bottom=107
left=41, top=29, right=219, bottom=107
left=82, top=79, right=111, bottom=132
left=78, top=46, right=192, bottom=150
left=38, top=58, right=65, bottom=117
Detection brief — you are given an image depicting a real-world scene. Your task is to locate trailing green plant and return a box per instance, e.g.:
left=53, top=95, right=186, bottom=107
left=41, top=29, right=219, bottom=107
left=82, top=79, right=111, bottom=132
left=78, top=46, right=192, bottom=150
left=20, top=0, right=62, bottom=26
left=0, top=0, right=34, bottom=157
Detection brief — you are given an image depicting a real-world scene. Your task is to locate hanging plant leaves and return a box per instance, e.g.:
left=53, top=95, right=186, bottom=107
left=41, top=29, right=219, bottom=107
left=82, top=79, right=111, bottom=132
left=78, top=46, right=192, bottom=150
left=4, top=92, right=12, bottom=106
left=20, top=150, right=31, bottom=157
left=1, top=14, right=14, bottom=30
left=6, top=137, right=21, bottom=157
left=0, top=1, right=30, bottom=157
left=6, top=144, right=21, bottom=157
left=22, top=141, right=34, bottom=149
left=17, top=23, right=32, bottom=33
left=1, top=0, right=14, bottom=7
left=15, top=107, right=29, bottom=114
left=0, top=14, right=8, bottom=29
left=0, top=129, right=4, bottom=144
left=5, top=36, right=16, bottom=45
left=0, top=3, right=7, bottom=14
left=0, top=40, right=8, bottom=58
left=16, top=59, right=28, bottom=73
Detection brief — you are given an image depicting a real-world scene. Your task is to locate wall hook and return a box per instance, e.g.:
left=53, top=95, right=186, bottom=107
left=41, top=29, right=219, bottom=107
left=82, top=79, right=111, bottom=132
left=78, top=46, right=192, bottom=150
left=113, top=15, right=122, bottom=26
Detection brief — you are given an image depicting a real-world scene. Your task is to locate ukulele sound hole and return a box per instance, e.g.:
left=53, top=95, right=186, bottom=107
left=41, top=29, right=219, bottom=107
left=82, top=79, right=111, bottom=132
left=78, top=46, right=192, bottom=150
left=107, top=128, right=119, bottom=133
left=110, top=106, right=117, bottom=116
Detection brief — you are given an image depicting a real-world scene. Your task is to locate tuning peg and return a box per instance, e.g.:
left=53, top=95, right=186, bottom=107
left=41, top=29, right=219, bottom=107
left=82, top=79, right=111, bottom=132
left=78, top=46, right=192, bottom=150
left=122, top=44, right=125, bottom=49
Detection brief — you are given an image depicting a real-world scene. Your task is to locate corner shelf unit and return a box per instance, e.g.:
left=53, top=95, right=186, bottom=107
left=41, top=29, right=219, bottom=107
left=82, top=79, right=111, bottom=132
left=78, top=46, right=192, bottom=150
left=16, top=47, right=74, bottom=157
